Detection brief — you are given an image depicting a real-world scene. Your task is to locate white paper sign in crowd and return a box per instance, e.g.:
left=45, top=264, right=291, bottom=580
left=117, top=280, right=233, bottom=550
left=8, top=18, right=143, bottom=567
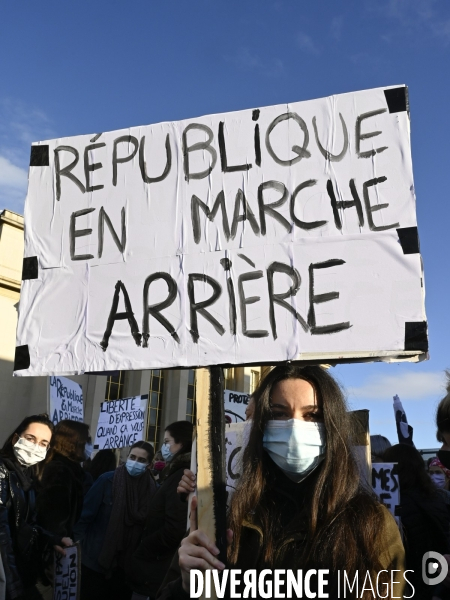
left=49, top=376, right=84, bottom=425
left=224, top=389, right=249, bottom=423
left=53, top=543, right=80, bottom=600
left=225, top=422, right=248, bottom=505
left=14, top=85, right=427, bottom=376
left=372, top=462, right=400, bottom=526
left=93, top=394, right=148, bottom=450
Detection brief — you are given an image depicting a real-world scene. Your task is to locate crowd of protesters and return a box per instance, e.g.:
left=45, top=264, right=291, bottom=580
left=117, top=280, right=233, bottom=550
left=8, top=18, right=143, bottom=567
left=2, top=367, right=450, bottom=599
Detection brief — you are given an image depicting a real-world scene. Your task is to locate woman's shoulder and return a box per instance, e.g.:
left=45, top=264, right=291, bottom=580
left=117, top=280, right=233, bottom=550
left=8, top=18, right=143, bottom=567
left=0, top=459, right=12, bottom=505
left=95, top=470, right=115, bottom=485
left=42, top=453, right=83, bottom=482
left=161, top=452, right=191, bottom=482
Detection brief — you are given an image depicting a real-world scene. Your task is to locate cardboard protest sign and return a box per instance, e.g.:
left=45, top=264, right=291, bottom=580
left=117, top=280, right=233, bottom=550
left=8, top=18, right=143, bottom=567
left=49, top=376, right=84, bottom=425
left=224, top=389, right=249, bottom=423
left=15, top=85, right=427, bottom=376
left=372, top=462, right=400, bottom=526
left=93, top=394, right=148, bottom=449
left=53, top=543, right=80, bottom=600
left=225, top=422, right=249, bottom=505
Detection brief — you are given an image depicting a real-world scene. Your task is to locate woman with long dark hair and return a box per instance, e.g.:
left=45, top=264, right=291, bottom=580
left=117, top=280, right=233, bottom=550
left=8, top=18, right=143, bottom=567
left=83, top=449, right=117, bottom=482
left=159, top=365, right=406, bottom=600
left=74, top=440, right=157, bottom=600
left=36, top=419, right=90, bottom=538
left=130, top=421, right=193, bottom=600
left=0, top=414, right=70, bottom=599
left=383, top=443, right=450, bottom=599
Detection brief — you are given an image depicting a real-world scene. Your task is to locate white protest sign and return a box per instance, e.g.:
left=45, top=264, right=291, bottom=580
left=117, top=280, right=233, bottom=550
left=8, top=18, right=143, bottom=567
left=94, top=394, right=148, bottom=449
left=53, top=543, right=80, bottom=600
left=372, top=462, right=400, bottom=526
left=225, top=422, right=248, bottom=505
left=49, top=376, right=84, bottom=425
left=15, top=85, right=427, bottom=376
left=224, top=389, right=249, bottom=423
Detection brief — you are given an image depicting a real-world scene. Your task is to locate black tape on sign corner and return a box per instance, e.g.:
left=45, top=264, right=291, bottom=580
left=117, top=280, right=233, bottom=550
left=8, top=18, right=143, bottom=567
left=93, top=445, right=99, bottom=450
left=404, top=321, right=428, bottom=352
left=141, top=394, right=148, bottom=400
left=14, top=345, right=30, bottom=371
left=29, top=145, right=49, bottom=167
left=22, top=256, right=38, bottom=280
left=384, top=87, right=408, bottom=114
left=396, top=227, right=420, bottom=255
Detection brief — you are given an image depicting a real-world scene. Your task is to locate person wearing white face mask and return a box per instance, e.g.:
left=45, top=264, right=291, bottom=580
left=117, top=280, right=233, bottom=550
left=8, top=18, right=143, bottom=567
left=0, top=414, right=72, bottom=599
left=74, top=441, right=157, bottom=600
left=158, top=365, right=407, bottom=600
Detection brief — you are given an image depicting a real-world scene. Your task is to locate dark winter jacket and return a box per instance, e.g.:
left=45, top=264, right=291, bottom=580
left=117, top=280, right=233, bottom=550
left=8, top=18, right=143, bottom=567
left=36, top=452, right=86, bottom=538
left=130, top=451, right=191, bottom=598
left=0, top=457, right=60, bottom=599
left=400, top=488, right=450, bottom=599
left=73, top=470, right=114, bottom=574
left=157, top=459, right=406, bottom=600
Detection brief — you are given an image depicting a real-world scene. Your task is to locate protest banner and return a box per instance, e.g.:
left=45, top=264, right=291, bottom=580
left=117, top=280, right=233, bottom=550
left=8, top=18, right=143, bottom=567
left=14, top=85, right=427, bottom=377
left=49, top=376, right=84, bottom=425
left=224, top=389, right=249, bottom=423
left=372, top=462, right=400, bottom=526
left=53, top=543, right=80, bottom=600
left=93, top=394, right=148, bottom=449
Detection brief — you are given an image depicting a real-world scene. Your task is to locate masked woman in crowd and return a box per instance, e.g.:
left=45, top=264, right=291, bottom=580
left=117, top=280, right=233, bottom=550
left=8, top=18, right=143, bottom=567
left=130, top=421, right=193, bottom=600
left=74, top=441, right=157, bottom=600
left=159, top=365, right=405, bottom=600
left=384, top=444, right=450, bottom=600
left=36, top=419, right=90, bottom=540
left=0, top=414, right=72, bottom=600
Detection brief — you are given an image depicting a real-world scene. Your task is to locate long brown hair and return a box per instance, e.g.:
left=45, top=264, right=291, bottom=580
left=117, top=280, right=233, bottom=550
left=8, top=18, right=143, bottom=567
left=47, top=419, right=90, bottom=462
left=228, top=365, right=389, bottom=589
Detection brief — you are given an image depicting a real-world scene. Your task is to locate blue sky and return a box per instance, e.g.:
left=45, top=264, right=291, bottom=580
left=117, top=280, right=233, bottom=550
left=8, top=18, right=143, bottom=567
left=1, top=0, right=449, bottom=448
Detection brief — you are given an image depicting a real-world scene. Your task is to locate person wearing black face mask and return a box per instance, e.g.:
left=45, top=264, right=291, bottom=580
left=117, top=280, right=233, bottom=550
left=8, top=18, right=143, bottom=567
left=0, top=415, right=71, bottom=600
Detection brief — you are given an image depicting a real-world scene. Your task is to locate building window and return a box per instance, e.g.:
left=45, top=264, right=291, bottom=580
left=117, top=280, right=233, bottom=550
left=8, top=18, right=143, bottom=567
left=147, top=370, right=165, bottom=449
left=224, top=367, right=235, bottom=391
left=250, top=369, right=260, bottom=393
left=105, top=371, right=125, bottom=400
left=186, top=370, right=196, bottom=423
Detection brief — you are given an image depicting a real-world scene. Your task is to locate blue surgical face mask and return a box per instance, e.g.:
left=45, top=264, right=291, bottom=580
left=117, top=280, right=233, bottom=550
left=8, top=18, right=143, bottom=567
left=431, top=473, right=446, bottom=489
left=84, top=443, right=93, bottom=461
left=161, top=443, right=173, bottom=462
left=126, top=459, right=147, bottom=477
left=263, top=419, right=326, bottom=482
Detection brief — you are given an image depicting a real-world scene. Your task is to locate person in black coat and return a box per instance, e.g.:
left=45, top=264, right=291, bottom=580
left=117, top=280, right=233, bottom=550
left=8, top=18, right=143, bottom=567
left=36, top=419, right=90, bottom=539
left=130, top=421, right=193, bottom=600
left=384, top=443, right=450, bottom=600
left=0, top=414, right=70, bottom=600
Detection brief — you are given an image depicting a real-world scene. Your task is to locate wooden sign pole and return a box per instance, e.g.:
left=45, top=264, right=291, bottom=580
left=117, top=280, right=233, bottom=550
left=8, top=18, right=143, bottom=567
left=196, top=366, right=227, bottom=599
